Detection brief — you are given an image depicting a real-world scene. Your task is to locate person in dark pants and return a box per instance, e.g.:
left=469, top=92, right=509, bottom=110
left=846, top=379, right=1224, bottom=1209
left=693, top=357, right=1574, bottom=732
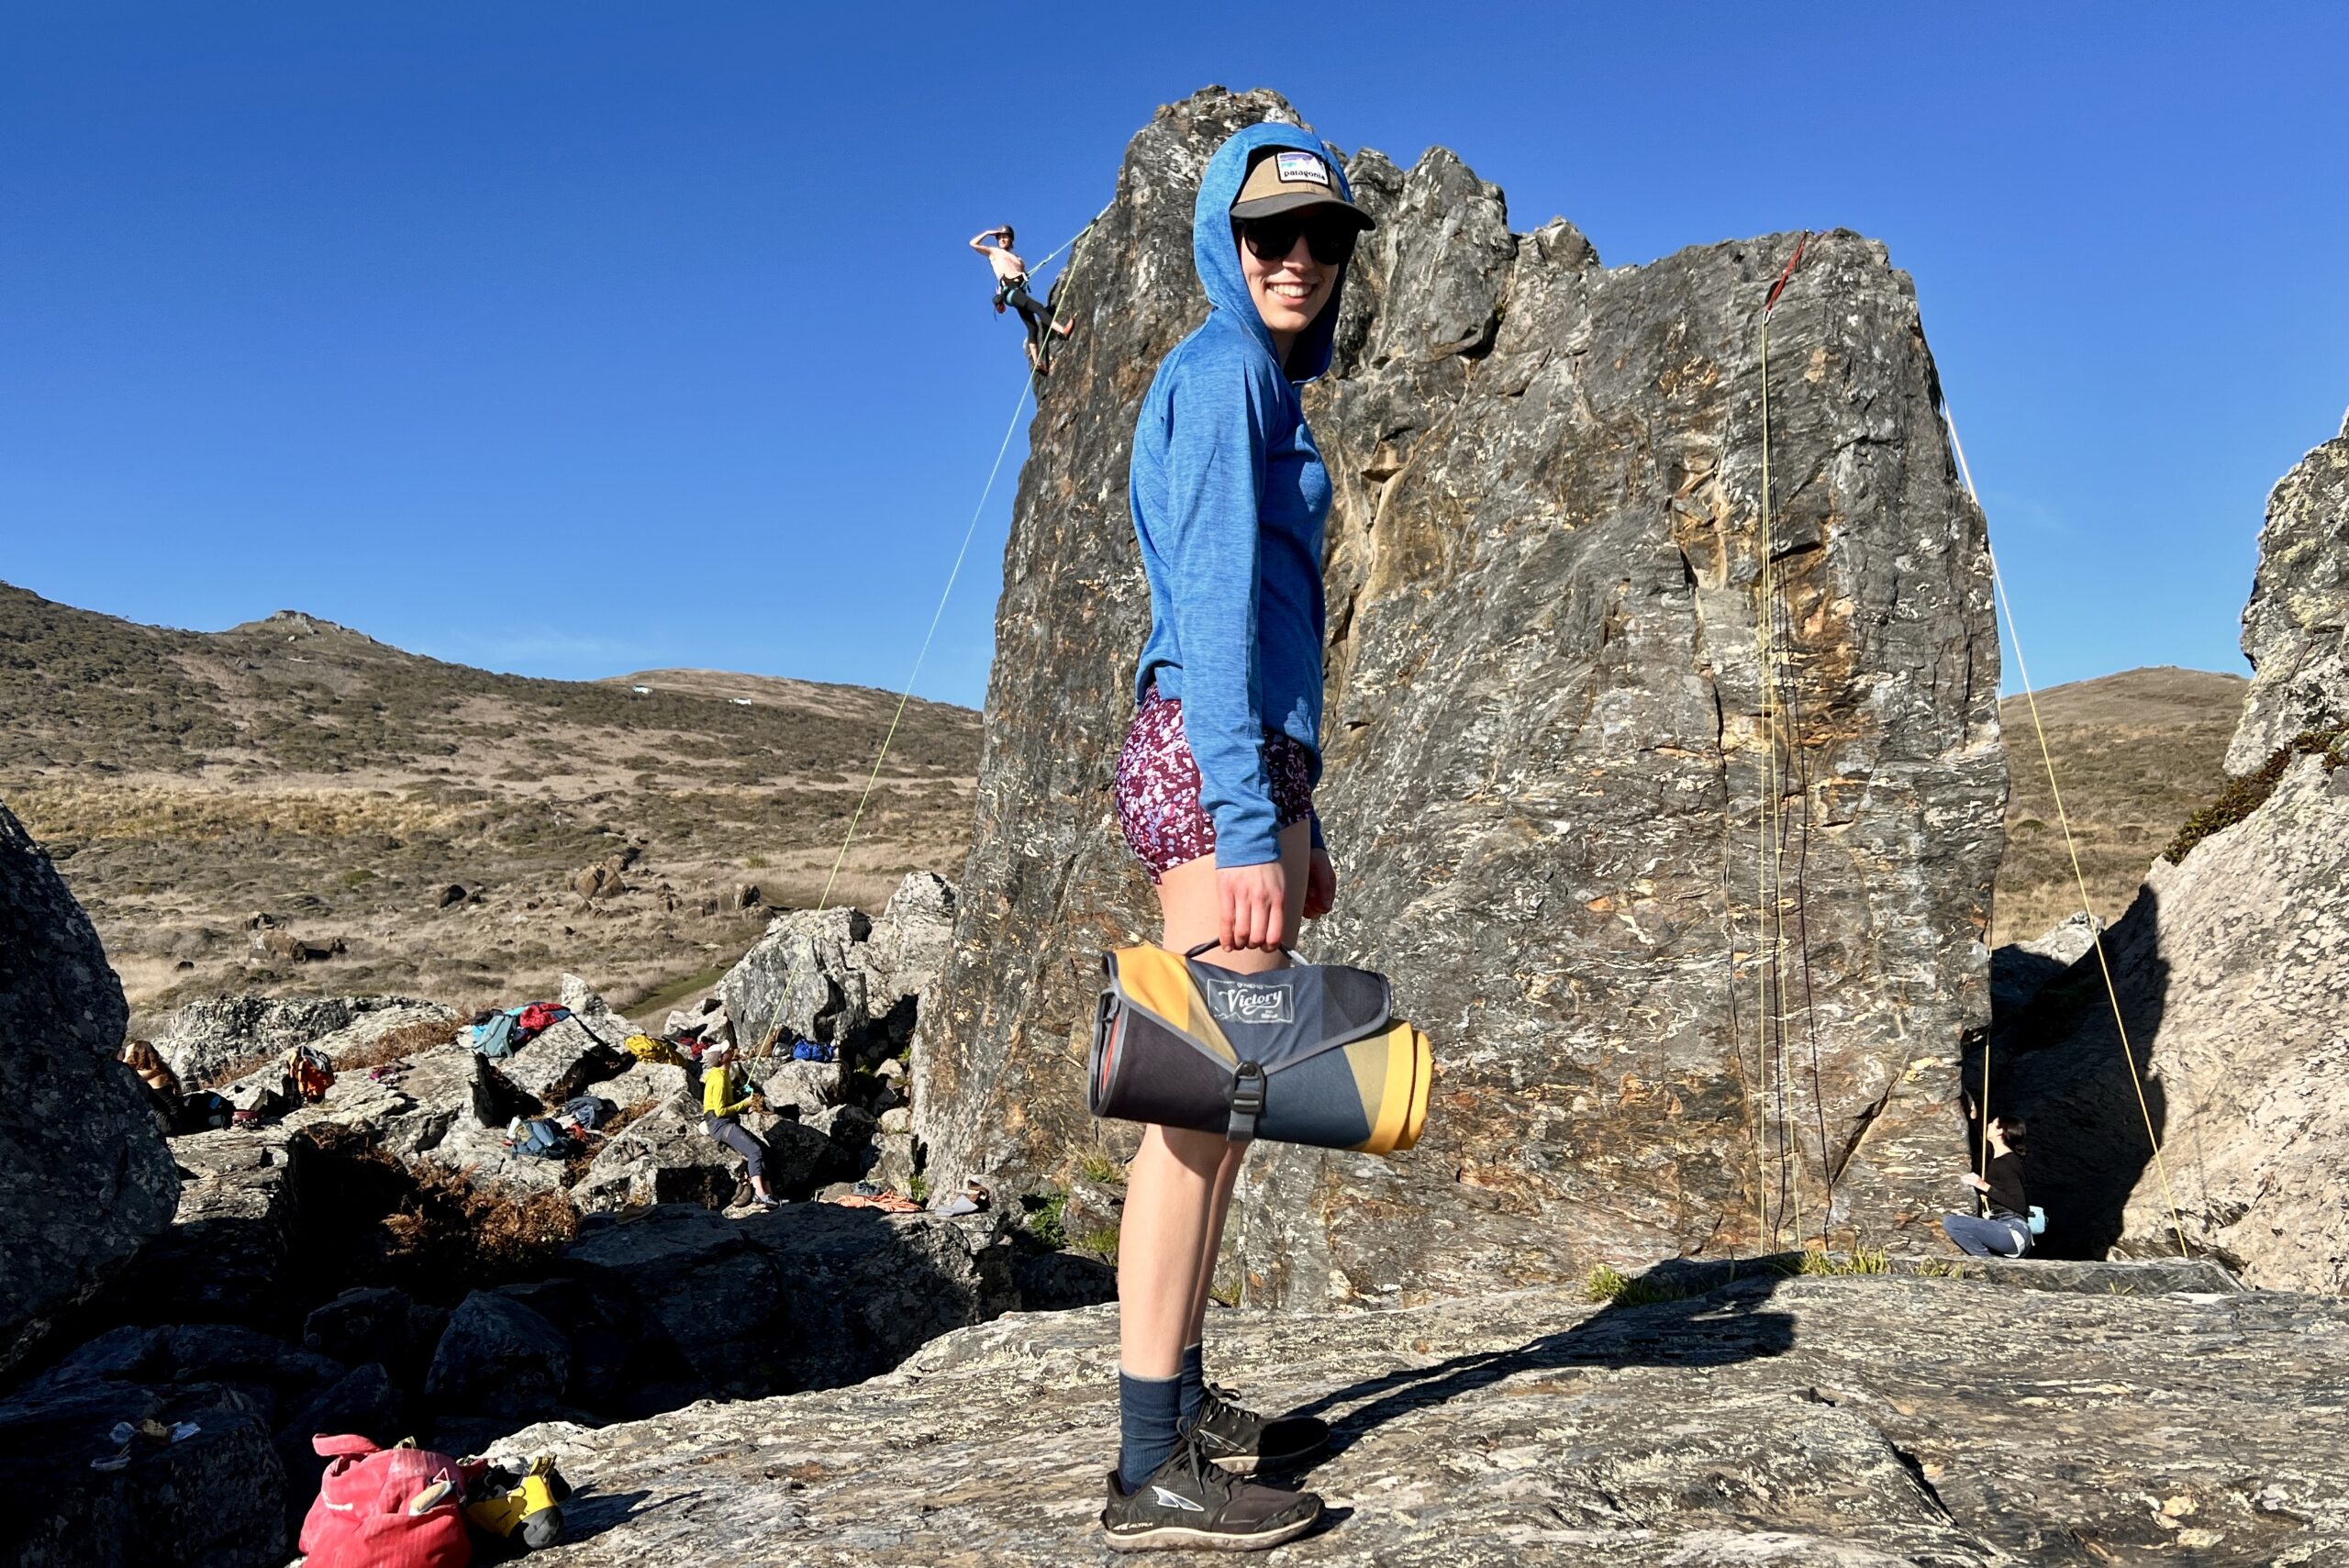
left=1943, top=1115, right=2032, bottom=1257
left=700, top=1040, right=781, bottom=1207
left=971, top=225, right=1074, bottom=374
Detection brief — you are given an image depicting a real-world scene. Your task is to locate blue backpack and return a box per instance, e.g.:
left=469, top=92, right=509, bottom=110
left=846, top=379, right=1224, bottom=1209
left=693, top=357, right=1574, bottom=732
left=511, top=1118, right=567, bottom=1159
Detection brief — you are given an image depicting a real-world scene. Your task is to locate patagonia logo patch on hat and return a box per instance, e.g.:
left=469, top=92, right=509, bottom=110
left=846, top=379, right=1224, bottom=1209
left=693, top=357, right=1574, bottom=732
left=1273, top=150, right=1330, bottom=187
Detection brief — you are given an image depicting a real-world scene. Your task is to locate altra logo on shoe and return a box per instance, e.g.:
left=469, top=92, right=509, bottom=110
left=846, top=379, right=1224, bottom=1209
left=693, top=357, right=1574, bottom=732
left=1205, top=978, right=1294, bottom=1025
left=1151, top=1485, right=1208, bottom=1512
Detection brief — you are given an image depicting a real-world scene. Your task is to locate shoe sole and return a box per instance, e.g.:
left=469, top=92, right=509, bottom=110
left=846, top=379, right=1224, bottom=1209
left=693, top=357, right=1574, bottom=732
left=1102, top=1509, right=1320, bottom=1552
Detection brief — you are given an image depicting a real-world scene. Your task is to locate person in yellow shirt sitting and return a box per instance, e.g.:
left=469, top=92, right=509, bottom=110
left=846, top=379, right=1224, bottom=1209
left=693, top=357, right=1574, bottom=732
left=700, top=1040, right=782, bottom=1207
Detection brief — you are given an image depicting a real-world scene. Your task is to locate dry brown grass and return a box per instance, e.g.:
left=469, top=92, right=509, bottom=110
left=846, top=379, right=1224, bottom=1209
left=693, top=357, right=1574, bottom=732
left=1992, top=668, right=2244, bottom=945
left=4, top=585, right=977, bottom=1017
left=340, top=1016, right=463, bottom=1073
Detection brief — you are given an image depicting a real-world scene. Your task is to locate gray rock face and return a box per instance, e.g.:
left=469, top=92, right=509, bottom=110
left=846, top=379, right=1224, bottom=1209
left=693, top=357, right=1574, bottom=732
left=498, top=1013, right=632, bottom=1104
left=722, top=906, right=873, bottom=1053
left=719, top=873, right=957, bottom=1065
left=1987, top=910, right=2100, bottom=1018
left=156, top=993, right=431, bottom=1086
left=0, top=800, right=179, bottom=1374
left=302, top=1286, right=448, bottom=1385
left=916, top=88, right=2000, bottom=1304
left=553, top=1201, right=1020, bottom=1404
left=109, top=1126, right=304, bottom=1331
left=2226, top=408, right=2349, bottom=772
left=1995, top=751, right=2349, bottom=1289
left=873, top=870, right=957, bottom=1003
left=573, top=1104, right=841, bottom=1212
left=489, top=1267, right=2349, bottom=1567
left=425, top=1290, right=574, bottom=1415
left=0, top=1378, right=284, bottom=1568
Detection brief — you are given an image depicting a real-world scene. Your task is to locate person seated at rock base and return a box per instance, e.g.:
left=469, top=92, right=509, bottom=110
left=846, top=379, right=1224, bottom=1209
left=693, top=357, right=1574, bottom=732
left=117, top=1039, right=182, bottom=1129
left=1943, top=1114, right=2033, bottom=1258
left=700, top=1039, right=782, bottom=1207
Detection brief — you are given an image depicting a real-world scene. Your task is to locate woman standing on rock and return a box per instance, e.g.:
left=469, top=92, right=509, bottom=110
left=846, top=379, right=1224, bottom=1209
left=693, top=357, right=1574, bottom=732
left=1101, top=122, right=1373, bottom=1552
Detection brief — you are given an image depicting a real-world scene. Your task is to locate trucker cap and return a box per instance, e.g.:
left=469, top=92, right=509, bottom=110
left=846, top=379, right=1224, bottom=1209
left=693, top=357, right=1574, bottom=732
left=1230, top=147, right=1375, bottom=228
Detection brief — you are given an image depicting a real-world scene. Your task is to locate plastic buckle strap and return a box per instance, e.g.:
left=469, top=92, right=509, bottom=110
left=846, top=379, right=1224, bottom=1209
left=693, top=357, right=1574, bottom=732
left=1228, top=1061, right=1266, bottom=1142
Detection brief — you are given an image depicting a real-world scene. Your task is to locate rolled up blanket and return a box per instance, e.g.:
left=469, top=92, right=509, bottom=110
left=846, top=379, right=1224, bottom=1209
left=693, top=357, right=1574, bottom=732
left=1088, top=944, right=1431, bottom=1153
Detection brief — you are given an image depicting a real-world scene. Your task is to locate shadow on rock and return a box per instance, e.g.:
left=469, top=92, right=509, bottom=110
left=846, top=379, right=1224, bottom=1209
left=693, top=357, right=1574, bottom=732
left=1975, top=887, right=2172, bottom=1261
left=1286, top=1265, right=1796, bottom=1468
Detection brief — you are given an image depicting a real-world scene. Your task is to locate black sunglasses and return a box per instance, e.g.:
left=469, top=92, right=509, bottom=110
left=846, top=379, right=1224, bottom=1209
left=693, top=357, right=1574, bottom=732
left=1234, top=212, right=1358, bottom=267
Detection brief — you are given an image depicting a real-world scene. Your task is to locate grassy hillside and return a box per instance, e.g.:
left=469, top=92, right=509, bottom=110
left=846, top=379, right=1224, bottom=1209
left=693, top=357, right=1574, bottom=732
left=1993, top=666, right=2245, bottom=945
left=0, top=582, right=980, bottom=1022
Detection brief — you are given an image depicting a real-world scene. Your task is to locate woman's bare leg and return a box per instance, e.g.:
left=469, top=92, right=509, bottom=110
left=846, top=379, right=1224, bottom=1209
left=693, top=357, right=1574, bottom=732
left=1118, top=820, right=1312, bottom=1379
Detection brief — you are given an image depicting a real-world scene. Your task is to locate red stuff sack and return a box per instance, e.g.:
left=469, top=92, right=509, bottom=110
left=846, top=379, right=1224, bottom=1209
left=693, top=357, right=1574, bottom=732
left=516, top=1003, right=568, bottom=1038
left=299, top=1434, right=473, bottom=1568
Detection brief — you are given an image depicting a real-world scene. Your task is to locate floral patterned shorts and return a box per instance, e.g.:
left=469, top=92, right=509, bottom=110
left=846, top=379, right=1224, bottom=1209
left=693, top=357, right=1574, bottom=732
left=1114, top=686, right=1316, bottom=883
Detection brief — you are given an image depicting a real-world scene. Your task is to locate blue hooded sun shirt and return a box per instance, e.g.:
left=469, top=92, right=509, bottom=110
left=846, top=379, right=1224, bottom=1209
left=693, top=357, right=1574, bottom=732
left=1128, top=122, right=1353, bottom=868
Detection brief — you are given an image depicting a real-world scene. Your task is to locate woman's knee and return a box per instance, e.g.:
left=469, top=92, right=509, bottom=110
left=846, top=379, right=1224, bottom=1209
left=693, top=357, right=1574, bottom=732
left=1143, top=1121, right=1232, bottom=1177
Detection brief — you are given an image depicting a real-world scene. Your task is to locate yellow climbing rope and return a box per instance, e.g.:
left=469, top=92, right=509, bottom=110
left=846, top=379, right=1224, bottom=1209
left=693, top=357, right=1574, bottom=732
left=1943, top=408, right=2193, bottom=1261
left=1743, top=235, right=1831, bottom=1251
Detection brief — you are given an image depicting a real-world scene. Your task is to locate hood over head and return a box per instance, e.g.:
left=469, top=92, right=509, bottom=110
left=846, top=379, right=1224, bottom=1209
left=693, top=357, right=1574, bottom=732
left=1192, top=121, right=1360, bottom=384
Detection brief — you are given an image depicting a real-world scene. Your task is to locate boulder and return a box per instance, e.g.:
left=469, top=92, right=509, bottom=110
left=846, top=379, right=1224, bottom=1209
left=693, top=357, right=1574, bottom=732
left=1989, top=910, right=2101, bottom=1018
left=499, top=1014, right=631, bottom=1104
left=748, top=1056, right=841, bottom=1113
left=484, top=1268, right=2349, bottom=1567
left=425, top=1291, right=574, bottom=1416
left=554, top=1201, right=1019, bottom=1401
left=107, top=1125, right=304, bottom=1331
left=914, top=89, right=2000, bottom=1305
left=0, top=800, right=179, bottom=1375
left=2226, top=408, right=2349, bottom=771
left=304, top=1000, right=460, bottom=1066
left=601, top=1056, right=696, bottom=1114
left=719, top=906, right=874, bottom=1054
left=870, top=870, right=958, bottom=1003
left=302, top=1286, right=450, bottom=1385
left=559, top=971, right=613, bottom=1018
left=0, top=1378, right=285, bottom=1568
left=434, top=883, right=467, bottom=908
left=573, top=1103, right=840, bottom=1212
left=156, top=994, right=429, bottom=1087
left=290, top=1041, right=517, bottom=1159
left=422, top=1123, right=573, bottom=1198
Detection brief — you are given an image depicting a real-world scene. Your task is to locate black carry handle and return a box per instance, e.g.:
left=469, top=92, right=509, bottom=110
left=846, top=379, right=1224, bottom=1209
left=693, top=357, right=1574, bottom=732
left=1183, top=941, right=1299, bottom=962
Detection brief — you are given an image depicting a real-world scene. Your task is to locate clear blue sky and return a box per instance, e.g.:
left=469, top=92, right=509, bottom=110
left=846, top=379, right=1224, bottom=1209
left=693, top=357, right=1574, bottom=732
left=6, top=4, right=2343, bottom=708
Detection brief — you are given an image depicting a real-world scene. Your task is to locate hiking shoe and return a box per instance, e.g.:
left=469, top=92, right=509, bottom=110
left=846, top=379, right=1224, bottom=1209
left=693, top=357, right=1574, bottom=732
left=1101, top=1436, right=1320, bottom=1552
left=1192, top=1384, right=1330, bottom=1473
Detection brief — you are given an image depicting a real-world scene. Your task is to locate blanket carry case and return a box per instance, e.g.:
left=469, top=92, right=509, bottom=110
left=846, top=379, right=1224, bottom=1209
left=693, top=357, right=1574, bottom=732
left=1088, top=943, right=1431, bottom=1152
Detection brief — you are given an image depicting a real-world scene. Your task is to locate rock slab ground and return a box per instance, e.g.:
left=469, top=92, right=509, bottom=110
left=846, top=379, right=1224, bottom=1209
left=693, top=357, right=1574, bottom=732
left=918, top=86, right=2003, bottom=1306
left=497, top=1267, right=2347, bottom=1567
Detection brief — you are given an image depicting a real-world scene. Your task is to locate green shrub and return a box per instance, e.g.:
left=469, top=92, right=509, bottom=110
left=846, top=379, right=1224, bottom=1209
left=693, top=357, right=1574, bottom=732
left=2165, top=722, right=2348, bottom=863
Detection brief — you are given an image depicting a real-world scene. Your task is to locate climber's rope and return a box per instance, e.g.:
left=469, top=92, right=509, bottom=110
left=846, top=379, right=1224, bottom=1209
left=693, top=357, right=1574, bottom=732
left=1943, top=406, right=2192, bottom=1260
left=813, top=217, right=1100, bottom=914
left=1745, top=234, right=1831, bottom=1250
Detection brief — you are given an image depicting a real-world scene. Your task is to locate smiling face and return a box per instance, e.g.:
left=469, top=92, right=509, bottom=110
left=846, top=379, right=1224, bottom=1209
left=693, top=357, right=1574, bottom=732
left=1238, top=225, right=1336, bottom=363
